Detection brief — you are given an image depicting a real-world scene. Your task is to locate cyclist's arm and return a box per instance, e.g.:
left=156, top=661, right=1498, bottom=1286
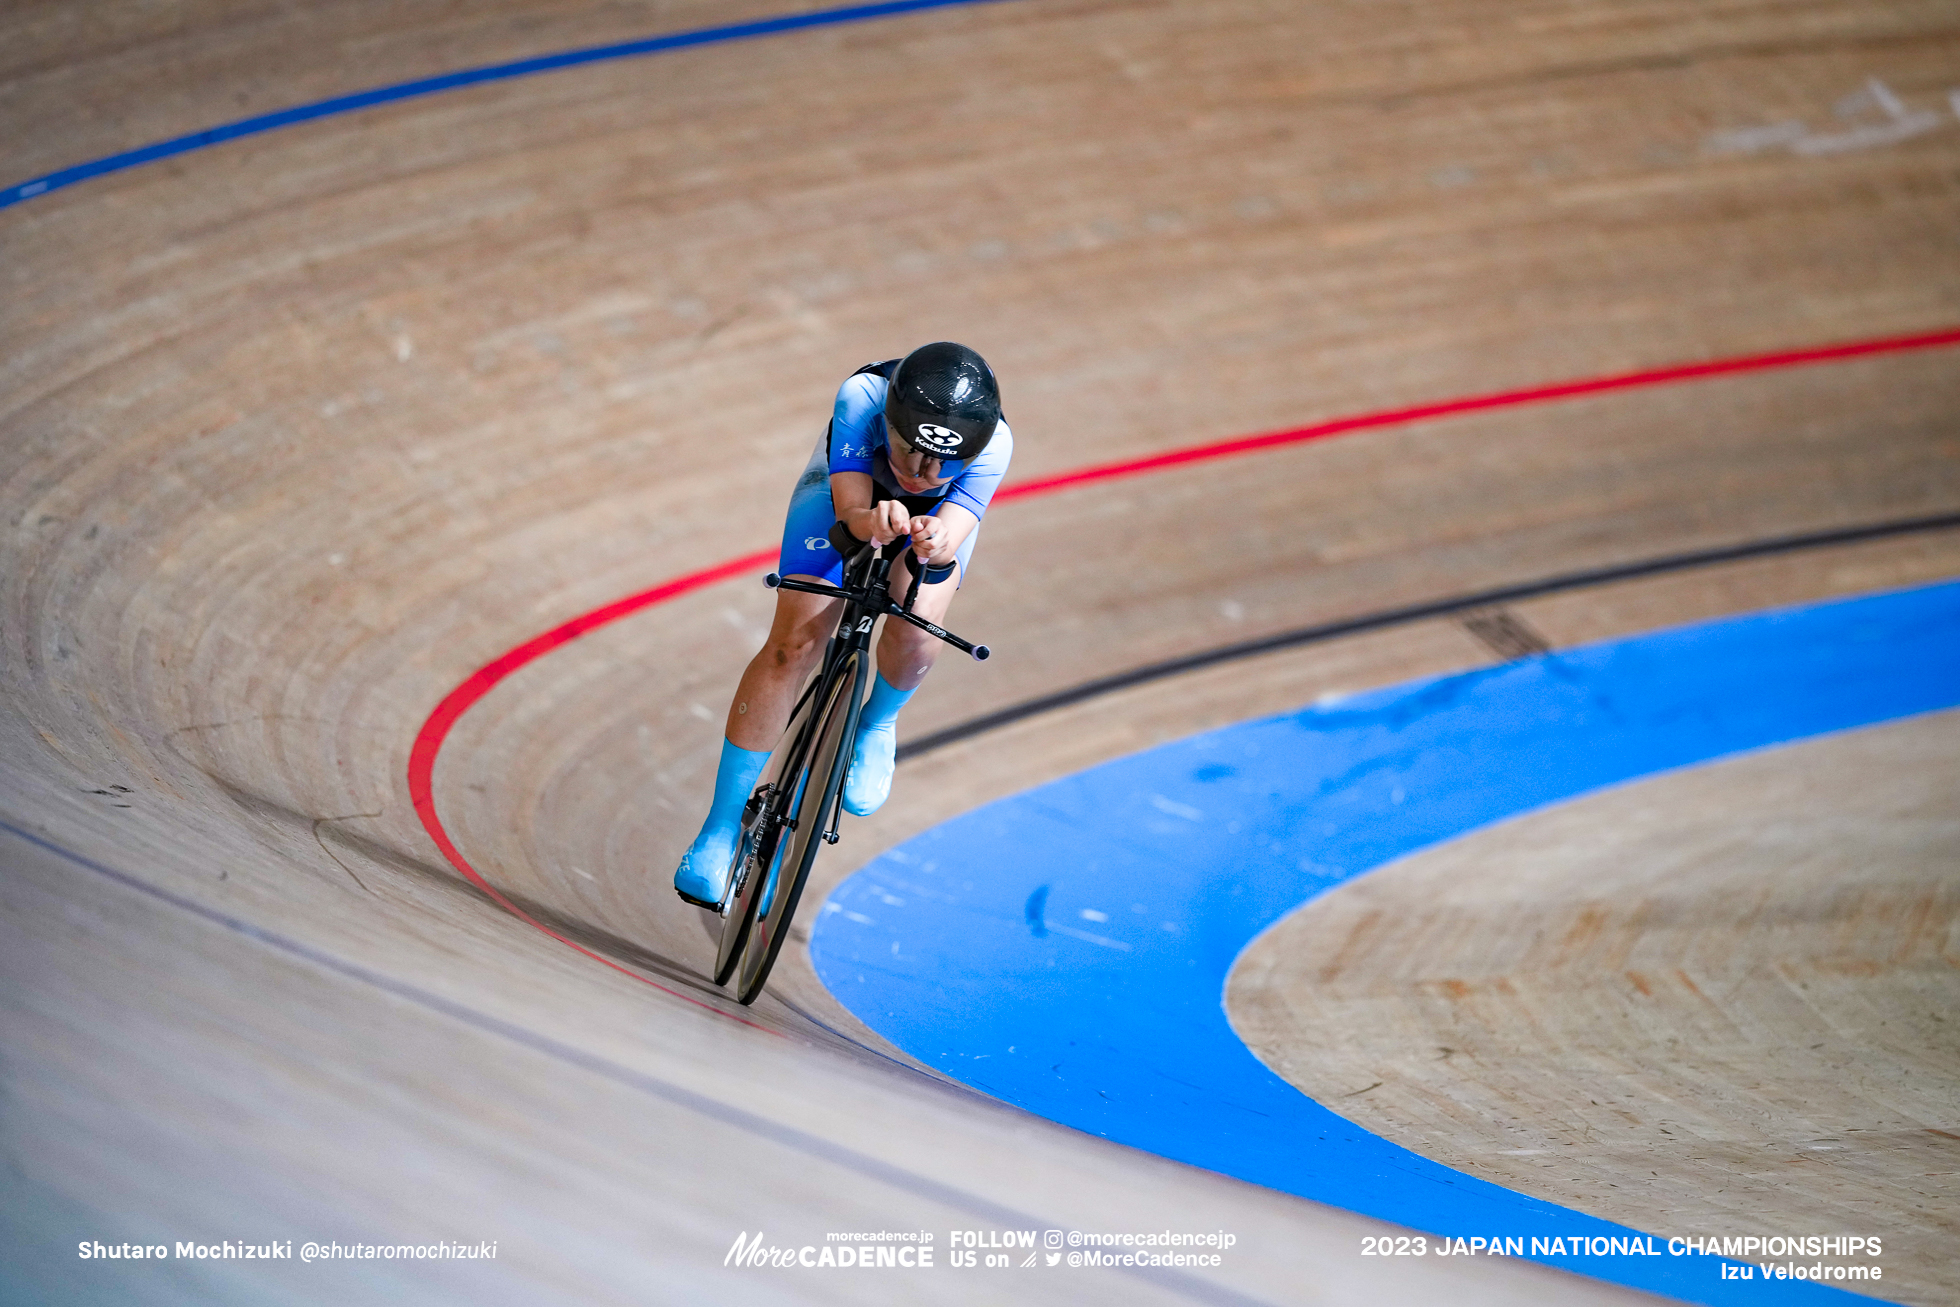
left=831, top=471, right=909, bottom=545
left=911, top=502, right=976, bottom=567
left=941, top=420, right=1012, bottom=520
left=830, top=472, right=975, bottom=564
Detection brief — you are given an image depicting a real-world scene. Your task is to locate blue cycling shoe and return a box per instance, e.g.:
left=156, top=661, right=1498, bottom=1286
left=673, top=823, right=740, bottom=909
left=843, top=723, right=898, bottom=817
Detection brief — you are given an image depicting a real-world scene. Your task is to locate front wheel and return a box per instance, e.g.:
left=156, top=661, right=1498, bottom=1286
left=735, top=650, right=863, bottom=1005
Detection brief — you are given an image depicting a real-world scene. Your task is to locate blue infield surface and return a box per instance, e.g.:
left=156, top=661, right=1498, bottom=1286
left=813, top=579, right=1960, bottom=1304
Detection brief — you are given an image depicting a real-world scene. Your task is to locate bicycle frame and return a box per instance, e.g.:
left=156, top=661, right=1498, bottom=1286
left=711, top=522, right=989, bottom=1003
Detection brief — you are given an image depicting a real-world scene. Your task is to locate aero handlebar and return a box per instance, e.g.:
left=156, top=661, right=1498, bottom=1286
left=762, top=521, right=991, bottom=661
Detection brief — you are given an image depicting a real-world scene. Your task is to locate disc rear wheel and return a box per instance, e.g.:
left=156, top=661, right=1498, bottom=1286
left=712, top=675, right=829, bottom=987
left=710, top=789, right=774, bottom=987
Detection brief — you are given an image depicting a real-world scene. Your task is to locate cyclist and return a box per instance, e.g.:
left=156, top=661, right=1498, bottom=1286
left=674, top=342, right=1013, bottom=907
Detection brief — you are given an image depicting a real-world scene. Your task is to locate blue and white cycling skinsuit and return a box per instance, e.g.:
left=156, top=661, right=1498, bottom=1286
left=777, top=360, right=1014, bottom=583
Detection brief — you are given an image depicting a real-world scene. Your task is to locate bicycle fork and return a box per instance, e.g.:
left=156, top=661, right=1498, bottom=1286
left=821, top=656, right=871, bottom=844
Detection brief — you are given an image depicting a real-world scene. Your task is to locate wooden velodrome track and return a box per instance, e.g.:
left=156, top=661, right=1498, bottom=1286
left=3, top=0, right=1956, bottom=1303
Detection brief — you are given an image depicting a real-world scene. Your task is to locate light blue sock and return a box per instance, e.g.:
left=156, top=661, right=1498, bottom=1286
left=703, top=736, right=771, bottom=831
left=859, top=673, right=916, bottom=736
left=675, top=737, right=770, bottom=901
left=843, top=674, right=916, bottom=817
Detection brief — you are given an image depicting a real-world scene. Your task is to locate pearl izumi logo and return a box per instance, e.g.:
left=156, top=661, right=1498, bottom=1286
left=910, top=424, right=962, bottom=453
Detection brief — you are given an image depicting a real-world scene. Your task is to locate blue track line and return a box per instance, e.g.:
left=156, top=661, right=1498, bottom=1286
left=1, top=0, right=1011, bottom=211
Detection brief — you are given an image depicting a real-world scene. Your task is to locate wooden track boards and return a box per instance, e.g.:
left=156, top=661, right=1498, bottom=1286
left=3, top=0, right=1957, bottom=1300
left=1231, top=710, right=1960, bottom=1305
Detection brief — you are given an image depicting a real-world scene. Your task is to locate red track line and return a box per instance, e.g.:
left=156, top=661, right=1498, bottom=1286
left=409, top=548, right=780, bottom=1030
left=408, top=323, right=1960, bottom=1025
left=995, top=324, right=1960, bottom=501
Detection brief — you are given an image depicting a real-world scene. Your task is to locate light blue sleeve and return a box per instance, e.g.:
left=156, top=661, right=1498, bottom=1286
left=942, top=419, right=1013, bottom=521
left=828, top=373, right=886, bottom=476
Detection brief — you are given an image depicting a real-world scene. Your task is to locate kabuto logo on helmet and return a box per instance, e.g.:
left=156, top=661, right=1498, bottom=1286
left=911, top=423, right=963, bottom=453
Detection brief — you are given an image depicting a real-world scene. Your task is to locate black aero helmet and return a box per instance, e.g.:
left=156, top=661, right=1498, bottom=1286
left=883, top=342, right=1001, bottom=464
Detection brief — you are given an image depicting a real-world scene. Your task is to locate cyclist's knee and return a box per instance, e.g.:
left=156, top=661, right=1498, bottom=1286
left=877, top=622, right=938, bottom=685
left=762, top=627, right=824, bottom=674
left=760, top=587, right=837, bottom=668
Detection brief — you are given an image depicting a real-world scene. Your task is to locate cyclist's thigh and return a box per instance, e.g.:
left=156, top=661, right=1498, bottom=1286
left=887, top=539, right=974, bottom=623
left=948, top=522, right=980, bottom=585
left=763, top=582, right=842, bottom=648
left=778, top=436, right=847, bottom=585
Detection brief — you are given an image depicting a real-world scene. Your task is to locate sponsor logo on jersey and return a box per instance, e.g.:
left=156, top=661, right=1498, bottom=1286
left=804, top=536, right=831, bottom=550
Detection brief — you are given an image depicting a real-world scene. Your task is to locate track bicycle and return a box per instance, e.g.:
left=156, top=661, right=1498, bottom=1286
left=709, top=521, right=990, bottom=1005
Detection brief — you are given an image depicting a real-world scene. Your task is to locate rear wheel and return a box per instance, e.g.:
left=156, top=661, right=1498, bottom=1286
left=735, top=650, right=862, bottom=1005
left=709, top=786, right=774, bottom=987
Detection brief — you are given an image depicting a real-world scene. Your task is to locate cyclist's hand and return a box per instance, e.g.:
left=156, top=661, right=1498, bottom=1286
left=865, top=499, right=911, bottom=546
left=909, top=514, right=951, bottom=563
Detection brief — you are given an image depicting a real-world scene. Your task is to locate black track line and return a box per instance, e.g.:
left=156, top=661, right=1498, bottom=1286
left=899, top=510, right=1960, bottom=762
